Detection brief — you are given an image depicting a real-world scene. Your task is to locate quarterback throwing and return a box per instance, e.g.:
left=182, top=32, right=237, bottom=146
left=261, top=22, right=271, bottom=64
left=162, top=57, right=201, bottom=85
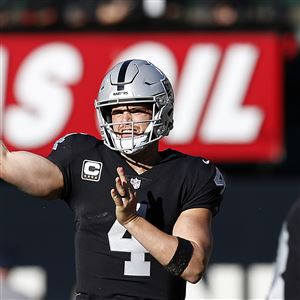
left=0, top=59, right=225, bottom=300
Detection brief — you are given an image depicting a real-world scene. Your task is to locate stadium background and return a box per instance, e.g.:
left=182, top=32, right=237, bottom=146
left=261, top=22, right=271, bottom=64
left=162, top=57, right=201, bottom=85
left=1, top=0, right=300, bottom=299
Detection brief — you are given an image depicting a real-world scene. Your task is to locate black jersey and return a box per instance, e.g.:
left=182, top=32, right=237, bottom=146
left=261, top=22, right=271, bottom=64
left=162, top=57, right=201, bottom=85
left=48, top=133, right=225, bottom=300
left=267, top=199, right=300, bottom=299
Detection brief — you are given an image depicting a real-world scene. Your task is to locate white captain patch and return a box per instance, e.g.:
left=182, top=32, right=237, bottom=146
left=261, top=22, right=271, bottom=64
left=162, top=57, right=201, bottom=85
left=81, top=160, right=103, bottom=182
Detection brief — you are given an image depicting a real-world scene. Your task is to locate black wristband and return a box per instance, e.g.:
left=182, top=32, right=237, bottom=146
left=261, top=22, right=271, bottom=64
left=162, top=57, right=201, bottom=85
left=165, top=237, right=194, bottom=276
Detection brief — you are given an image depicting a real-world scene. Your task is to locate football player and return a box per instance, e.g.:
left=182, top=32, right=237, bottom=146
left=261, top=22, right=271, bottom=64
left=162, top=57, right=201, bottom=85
left=0, top=59, right=225, bottom=300
left=267, top=197, right=300, bottom=299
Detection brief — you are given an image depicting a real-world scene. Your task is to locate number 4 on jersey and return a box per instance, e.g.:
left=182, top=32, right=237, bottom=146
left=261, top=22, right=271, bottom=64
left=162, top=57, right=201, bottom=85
left=108, top=203, right=150, bottom=276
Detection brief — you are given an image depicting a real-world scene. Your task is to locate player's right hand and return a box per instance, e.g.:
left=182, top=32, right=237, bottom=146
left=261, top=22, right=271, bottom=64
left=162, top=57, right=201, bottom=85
left=110, top=166, right=138, bottom=226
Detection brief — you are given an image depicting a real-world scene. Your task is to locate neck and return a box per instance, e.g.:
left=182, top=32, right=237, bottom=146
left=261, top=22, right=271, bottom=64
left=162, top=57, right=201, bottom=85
left=120, top=142, right=161, bottom=174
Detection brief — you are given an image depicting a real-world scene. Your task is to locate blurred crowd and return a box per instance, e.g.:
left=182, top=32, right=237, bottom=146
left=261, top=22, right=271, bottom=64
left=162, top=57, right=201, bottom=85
left=0, top=0, right=300, bottom=31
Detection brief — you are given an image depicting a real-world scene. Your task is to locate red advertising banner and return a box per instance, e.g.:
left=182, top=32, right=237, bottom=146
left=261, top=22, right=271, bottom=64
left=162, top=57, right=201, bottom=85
left=1, top=32, right=285, bottom=162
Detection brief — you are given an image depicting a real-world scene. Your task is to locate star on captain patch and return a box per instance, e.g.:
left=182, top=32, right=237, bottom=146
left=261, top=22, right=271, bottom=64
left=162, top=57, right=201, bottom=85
left=130, top=177, right=141, bottom=190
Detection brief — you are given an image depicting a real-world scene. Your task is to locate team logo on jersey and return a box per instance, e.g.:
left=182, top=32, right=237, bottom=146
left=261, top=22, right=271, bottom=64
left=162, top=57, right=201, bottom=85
left=81, top=160, right=103, bottom=182
left=130, top=177, right=141, bottom=189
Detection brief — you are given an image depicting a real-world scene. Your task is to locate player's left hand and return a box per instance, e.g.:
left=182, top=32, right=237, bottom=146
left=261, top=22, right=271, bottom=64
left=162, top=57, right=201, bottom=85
left=111, top=167, right=138, bottom=226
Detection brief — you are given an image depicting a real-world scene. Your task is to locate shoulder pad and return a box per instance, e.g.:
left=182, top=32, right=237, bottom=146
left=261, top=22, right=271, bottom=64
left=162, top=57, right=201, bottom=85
left=52, top=133, right=98, bottom=150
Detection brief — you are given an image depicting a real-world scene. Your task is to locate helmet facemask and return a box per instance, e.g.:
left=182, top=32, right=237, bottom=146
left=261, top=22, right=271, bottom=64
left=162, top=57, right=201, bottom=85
left=95, top=59, right=174, bottom=154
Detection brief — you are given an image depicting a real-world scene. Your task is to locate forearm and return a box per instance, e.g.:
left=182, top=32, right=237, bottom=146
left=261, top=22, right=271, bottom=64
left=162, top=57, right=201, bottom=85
left=124, top=216, right=209, bottom=283
left=124, top=216, right=178, bottom=266
left=1, top=150, right=63, bottom=198
left=111, top=167, right=212, bottom=283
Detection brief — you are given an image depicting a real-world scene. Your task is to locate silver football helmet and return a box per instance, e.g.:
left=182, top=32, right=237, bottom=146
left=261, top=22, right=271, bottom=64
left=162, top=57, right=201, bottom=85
left=95, top=59, right=174, bottom=154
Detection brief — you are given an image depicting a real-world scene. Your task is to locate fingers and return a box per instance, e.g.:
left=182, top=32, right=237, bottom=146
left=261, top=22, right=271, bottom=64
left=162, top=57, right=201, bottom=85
left=115, top=176, right=127, bottom=197
left=110, top=188, right=123, bottom=207
left=111, top=167, right=138, bottom=225
left=117, top=166, right=126, bottom=184
left=111, top=166, right=135, bottom=205
left=115, top=167, right=134, bottom=196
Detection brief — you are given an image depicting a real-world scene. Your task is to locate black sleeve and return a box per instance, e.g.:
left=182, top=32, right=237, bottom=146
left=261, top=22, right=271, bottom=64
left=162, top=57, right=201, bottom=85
left=47, top=133, right=98, bottom=200
left=181, top=159, right=225, bottom=216
left=284, top=199, right=300, bottom=298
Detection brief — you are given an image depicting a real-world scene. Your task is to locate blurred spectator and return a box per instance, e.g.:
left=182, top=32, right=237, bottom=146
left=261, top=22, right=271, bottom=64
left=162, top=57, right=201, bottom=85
left=0, top=249, right=29, bottom=299
left=211, top=1, right=239, bottom=27
left=95, top=0, right=140, bottom=27
left=143, top=0, right=166, bottom=18
left=62, top=0, right=94, bottom=29
left=0, top=0, right=60, bottom=29
left=267, top=197, right=300, bottom=299
left=0, top=0, right=300, bottom=32
left=183, top=0, right=287, bottom=28
left=285, top=0, right=300, bottom=44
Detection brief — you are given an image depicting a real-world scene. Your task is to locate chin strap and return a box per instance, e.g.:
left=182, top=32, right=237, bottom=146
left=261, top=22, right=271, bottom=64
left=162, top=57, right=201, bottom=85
left=113, top=133, right=149, bottom=154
